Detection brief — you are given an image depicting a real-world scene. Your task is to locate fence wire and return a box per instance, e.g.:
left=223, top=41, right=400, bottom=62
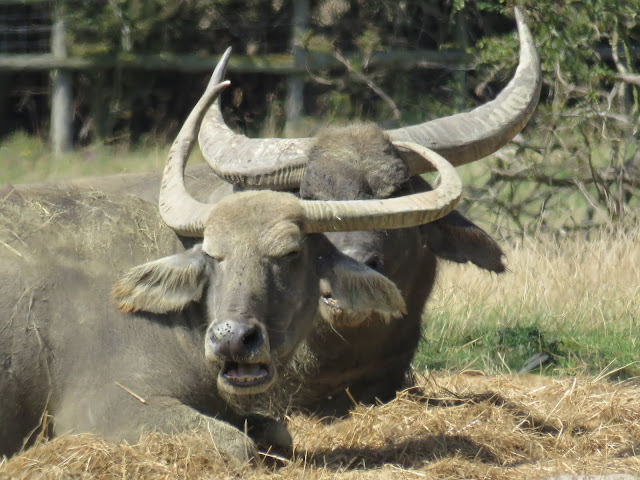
left=0, top=1, right=51, bottom=54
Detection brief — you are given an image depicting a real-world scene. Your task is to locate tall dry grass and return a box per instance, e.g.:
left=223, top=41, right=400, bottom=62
left=432, top=228, right=640, bottom=327
left=421, top=227, right=640, bottom=374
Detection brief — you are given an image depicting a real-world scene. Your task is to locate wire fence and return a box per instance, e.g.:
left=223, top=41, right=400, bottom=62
left=0, top=0, right=474, bottom=156
left=0, top=1, right=51, bottom=53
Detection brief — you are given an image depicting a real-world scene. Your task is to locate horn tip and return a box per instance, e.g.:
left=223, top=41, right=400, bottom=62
left=205, top=78, right=230, bottom=98
left=514, top=6, right=525, bottom=27
left=212, top=47, right=233, bottom=84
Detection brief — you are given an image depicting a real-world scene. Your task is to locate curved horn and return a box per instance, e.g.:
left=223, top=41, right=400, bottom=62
left=301, top=141, right=462, bottom=233
left=198, top=47, right=312, bottom=190
left=199, top=8, right=540, bottom=189
left=388, top=7, right=541, bottom=170
left=159, top=73, right=230, bottom=236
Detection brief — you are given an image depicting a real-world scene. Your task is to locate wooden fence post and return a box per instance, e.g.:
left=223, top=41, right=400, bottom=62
left=454, top=8, right=468, bottom=111
left=0, top=74, right=8, bottom=136
left=284, top=0, right=309, bottom=136
left=50, top=1, right=72, bottom=155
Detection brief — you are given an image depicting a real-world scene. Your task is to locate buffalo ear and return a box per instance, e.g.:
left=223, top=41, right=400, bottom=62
left=421, top=210, right=506, bottom=273
left=318, top=249, right=406, bottom=317
left=112, top=245, right=209, bottom=314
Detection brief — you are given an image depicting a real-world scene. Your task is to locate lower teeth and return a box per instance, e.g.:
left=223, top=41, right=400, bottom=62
left=225, top=364, right=267, bottom=382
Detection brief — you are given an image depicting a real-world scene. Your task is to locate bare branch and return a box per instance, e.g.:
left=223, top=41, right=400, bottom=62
left=614, top=73, right=640, bottom=87
left=333, top=50, right=402, bottom=119
left=490, top=167, right=640, bottom=189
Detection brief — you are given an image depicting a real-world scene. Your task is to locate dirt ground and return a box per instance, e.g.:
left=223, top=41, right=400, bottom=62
left=2, top=373, right=638, bottom=479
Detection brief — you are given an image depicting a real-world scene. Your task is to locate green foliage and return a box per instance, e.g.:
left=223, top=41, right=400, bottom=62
left=475, top=0, right=640, bottom=94
left=65, top=0, right=233, bottom=55
left=466, top=0, right=640, bottom=233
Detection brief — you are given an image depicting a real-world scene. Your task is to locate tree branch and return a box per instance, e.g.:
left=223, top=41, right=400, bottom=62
left=333, top=50, right=402, bottom=119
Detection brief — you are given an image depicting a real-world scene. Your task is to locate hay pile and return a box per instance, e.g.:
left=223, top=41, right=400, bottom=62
left=2, top=373, right=638, bottom=479
left=0, top=186, right=180, bottom=267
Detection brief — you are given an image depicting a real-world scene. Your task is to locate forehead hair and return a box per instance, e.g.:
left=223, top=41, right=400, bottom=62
left=202, top=191, right=306, bottom=257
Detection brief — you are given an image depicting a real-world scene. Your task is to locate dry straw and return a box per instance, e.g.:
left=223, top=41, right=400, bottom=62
left=2, top=373, right=638, bottom=480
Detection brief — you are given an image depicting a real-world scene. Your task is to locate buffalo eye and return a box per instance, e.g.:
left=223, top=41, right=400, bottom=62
left=278, top=249, right=301, bottom=262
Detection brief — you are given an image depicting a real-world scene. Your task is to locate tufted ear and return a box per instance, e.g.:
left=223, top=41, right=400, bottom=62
left=421, top=210, right=506, bottom=273
left=316, top=245, right=406, bottom=320
left=112, top=245, right=210, bottom=314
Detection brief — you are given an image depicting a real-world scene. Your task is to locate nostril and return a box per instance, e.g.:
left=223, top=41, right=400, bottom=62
left=242, top=327, right=263, bottom=352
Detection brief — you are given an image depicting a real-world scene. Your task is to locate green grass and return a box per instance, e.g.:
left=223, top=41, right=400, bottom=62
left=0, top=131, right=200, bottom=184
left=416, top=230, right=640, bottom=379
left=417, top=315, right=640, bottom=380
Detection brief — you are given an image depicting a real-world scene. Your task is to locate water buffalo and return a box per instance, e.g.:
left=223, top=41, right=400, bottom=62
left=0, top=66, right=463, bottom=459
left=9, top=8, right=540, bottom=416
left=10, top=142, right=508, bottom=418
left=197, top=9, right=540, bottom=412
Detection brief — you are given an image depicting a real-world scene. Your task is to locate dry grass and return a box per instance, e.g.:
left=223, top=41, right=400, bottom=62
left=430, top=228, right=640, bottom=331
left=2, top=374, right=639, bottom=479
left=420, top=227, right=640, bottom=375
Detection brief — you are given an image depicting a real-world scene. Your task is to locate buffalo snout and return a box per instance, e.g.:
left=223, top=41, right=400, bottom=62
left=206, top=319, right=274, bottom=395
left=208, top=320, right=266, bottom=360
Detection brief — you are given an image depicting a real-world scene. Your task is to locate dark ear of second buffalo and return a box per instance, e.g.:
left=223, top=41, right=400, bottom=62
left=421, top=210, right=506, bottom=273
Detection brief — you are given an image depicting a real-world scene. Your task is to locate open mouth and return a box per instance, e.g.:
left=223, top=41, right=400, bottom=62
left=221, top=361, right=271, bottom=388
